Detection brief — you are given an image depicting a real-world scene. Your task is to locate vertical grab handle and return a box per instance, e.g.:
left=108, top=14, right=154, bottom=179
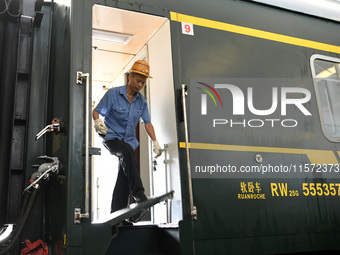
left=75, top=71, right=90, bottom=222
left=181, top=84, right=197, bottom=219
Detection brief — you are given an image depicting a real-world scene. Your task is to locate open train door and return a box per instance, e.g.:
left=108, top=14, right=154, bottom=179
left=54, top=2, right=183, bottom=254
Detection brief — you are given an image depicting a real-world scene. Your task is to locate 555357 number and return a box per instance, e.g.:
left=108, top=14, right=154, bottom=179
left=302, top=183, right=340, bottom=196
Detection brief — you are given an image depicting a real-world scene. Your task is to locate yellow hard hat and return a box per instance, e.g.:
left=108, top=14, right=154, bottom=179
left=129, top=60, right=152, bottom=78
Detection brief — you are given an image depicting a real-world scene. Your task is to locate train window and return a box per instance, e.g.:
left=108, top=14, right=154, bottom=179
left=311, top=55, right=340, bottom=142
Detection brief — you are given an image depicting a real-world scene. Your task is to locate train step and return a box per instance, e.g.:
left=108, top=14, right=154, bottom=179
left=105, top=224, right=180, bottom=255
left=96, top=191, right=174, bottom=227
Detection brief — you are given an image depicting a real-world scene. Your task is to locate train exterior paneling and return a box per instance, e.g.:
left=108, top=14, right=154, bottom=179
left=2, top=0, right=340, bottom=254
left=169, top=2, right=340, bottom=255
left=31, top=0, right=340, bottom=254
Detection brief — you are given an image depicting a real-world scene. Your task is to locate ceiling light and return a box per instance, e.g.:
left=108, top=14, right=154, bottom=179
left=92, top=29, right=133, bottom=45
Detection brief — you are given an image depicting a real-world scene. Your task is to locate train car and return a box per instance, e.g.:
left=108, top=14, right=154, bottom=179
left=1, top=0, right=340, bottom=254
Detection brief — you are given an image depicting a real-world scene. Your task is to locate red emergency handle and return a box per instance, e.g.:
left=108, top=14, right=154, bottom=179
left=21, top=239, right=48, bottom=255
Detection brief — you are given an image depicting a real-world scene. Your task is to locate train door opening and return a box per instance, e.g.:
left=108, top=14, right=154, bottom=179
left=90, top=5, right=182, bottom=225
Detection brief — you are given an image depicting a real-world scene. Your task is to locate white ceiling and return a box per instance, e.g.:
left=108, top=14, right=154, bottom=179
left=92, top=5, right=167, bottom=88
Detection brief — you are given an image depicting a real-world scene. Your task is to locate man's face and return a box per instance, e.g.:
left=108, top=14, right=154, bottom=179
left=128, top=73, right=147, bottom=93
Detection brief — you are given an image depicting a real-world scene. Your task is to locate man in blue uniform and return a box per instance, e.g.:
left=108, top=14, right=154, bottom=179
left=92, top=60, right=162, bottom=213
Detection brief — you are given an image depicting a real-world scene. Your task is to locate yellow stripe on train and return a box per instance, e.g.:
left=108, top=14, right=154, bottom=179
left=170, top=12, right=340, bottom=54
left=179, top=142, right=339, bottom=165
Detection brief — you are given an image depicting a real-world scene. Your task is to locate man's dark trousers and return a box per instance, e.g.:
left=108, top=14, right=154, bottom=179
left=103, top=138, right=144, bottom=213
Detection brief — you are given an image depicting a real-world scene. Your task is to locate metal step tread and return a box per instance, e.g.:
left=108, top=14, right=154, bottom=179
left=96, top=191, right=174, bottom=227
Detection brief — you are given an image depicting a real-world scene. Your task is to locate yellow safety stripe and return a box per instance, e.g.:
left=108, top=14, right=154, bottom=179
left=179, top=142, right=339, bottom=164
left=170, top=12, right=340, bottom=54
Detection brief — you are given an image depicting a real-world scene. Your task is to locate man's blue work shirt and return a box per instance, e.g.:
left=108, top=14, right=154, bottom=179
left=94, top=85, right=151, bottom=150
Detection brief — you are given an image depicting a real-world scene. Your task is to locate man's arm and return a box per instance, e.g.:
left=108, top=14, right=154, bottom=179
left=145, top=122, right=163, bottom=156
left=93, top=109, right=100, bottom=120
left=144, top=122, right=156, bottom=141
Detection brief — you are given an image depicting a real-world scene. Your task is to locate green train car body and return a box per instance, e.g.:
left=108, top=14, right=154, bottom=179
left=1, top=0, right=340, bottom=254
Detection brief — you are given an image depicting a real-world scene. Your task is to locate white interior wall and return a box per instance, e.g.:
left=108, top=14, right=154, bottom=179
left=136, top=50, right=151, bottom=205
left=92, top=119, right=118, bottom=221
left=147, top=20, right=182, bottom=223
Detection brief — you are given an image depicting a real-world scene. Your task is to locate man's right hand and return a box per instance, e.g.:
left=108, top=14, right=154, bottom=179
left=94, top=119, right=107, bottom=135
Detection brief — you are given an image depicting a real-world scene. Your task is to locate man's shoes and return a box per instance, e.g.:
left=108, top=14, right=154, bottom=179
left=117, top=220, right=133, bottom=227
left=134, top=192, right=147, bottom=203
left=129, top=209, right=150, bottom=223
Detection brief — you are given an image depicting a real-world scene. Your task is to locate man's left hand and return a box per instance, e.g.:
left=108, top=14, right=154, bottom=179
left=153, top=140, right=163, bottom=157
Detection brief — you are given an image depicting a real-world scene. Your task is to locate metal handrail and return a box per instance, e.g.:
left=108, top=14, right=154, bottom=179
left=181, top=84, right=197, bottom=219
left=84, top=72, right=90, bottom=218
left=76, top=71, right=90, bottom=221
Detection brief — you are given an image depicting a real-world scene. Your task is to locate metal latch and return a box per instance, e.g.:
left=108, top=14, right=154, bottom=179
left=89, top=147, right=101, bottom=156
left=35, top=118, right=62, bottom=140
left=74, top=208, right=89, bottom=224
left=24, top=156, right=60, bottom=192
